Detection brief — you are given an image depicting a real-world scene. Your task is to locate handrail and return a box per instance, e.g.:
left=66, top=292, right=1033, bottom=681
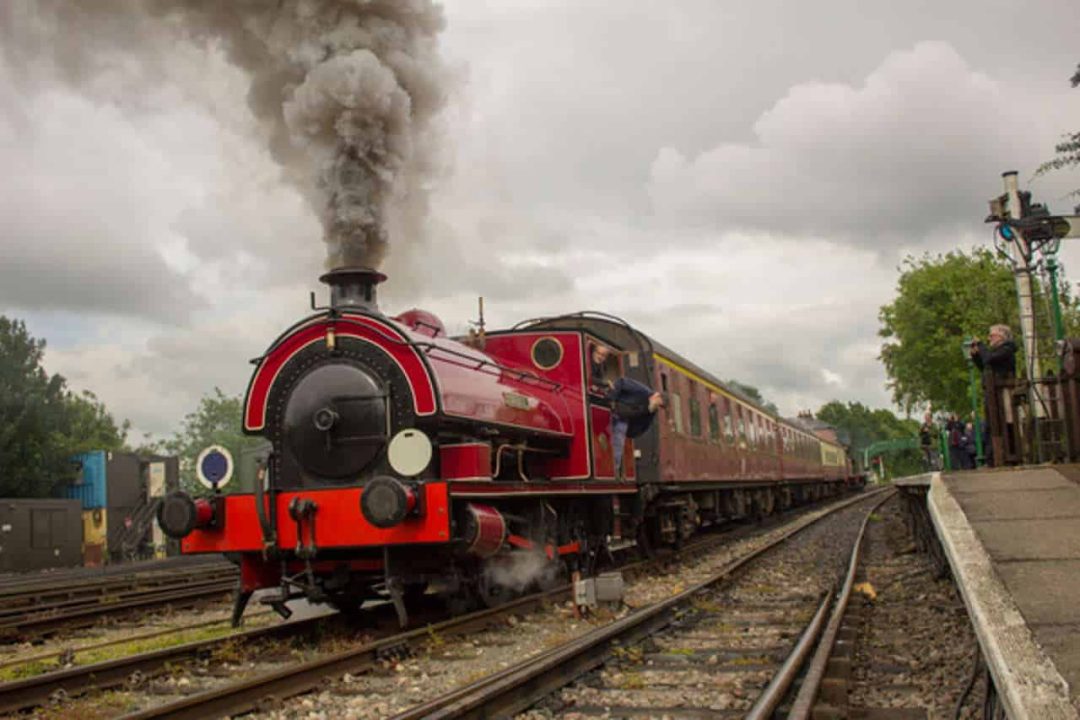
left=250, top=313, right=563, bottom=393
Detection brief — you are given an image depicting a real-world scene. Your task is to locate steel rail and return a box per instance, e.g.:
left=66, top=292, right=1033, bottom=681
left=0, top=578, right=237, bottom=638
left=0, top=496, right=782, bottom=716
left=0, top=488, right=863, bottom=718
left=745, top=590, right=834, bottom=720
left=0, top=609, right=276, bottom=673
left=0, top=568, right=238, bottom=618
left=0, top=612, right=333, bottom=715
left=387, top=487, right=892, bottom=720
left=0, top=561, right=234, bottom=602
left=117, top=489, right=880, bottom=720
left=119, top=588, right=575, bottom=720
left=785, top=490, right=894, bottom=718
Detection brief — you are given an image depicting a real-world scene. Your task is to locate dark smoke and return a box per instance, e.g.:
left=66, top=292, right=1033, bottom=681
left=0, top=0, right=448, bottom=269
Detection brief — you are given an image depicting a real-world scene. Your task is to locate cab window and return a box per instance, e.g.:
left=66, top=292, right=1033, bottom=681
left=588, top=342, right=620, bottom=391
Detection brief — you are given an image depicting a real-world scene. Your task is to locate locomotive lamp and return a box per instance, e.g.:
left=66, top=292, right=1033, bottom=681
left=157, top=492, right=219, bottom=539
left=359, top=429, right=432, bottom=527
left=156, top=445, right=233, bottom=539
left=360, top=476, right=418, bottom=528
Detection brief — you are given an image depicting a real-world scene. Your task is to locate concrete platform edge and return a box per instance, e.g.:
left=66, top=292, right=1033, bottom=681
left=928, top=472, right=1079, bottom=719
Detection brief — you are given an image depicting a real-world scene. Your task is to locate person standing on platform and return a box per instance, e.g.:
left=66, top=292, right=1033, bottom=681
left=962, top=421, right=978, bottom=469
left=919, top=412, right=937, bottom=471
left=947, top=414, right=965, bottom=471
left=969, top=325, right=1017, bottom=466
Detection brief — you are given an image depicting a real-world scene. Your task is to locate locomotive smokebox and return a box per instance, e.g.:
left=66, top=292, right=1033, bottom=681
left=320, top=266, right=387, bottom=313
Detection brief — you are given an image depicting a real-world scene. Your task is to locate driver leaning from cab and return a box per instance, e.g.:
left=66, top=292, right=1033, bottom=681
left=588, top=343, right=664, bottom=477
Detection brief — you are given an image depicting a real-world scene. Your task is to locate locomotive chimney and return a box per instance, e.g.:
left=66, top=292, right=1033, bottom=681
left=319, top=267, right=387, bottom=313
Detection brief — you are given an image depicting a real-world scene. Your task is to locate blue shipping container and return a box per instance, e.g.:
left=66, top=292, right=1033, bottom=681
left=65, top=451, right=107, bottom=509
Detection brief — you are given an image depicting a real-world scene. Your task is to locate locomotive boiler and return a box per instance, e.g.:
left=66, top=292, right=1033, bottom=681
left=158, top=268, right=857, bottom=626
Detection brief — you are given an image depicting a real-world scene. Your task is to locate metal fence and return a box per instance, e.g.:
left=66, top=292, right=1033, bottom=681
left=986, top=340, right=1080, bottom=465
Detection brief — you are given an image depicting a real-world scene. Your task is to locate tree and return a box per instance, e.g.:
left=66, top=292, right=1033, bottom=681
left=0, top=316, right=127, bottom=497
left=159, top=388, right=264, bottom=494
left=1034, top=63, right=1079, bottom=197
left=878, top=248, right=1080, bottom=416
left=816, top=401, right=922, bottom=478
left=726, top=380, right=779, bottom=415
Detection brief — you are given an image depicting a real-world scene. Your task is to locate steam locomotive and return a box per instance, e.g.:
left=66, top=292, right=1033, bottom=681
left=157, top=268, right=858, bottom=625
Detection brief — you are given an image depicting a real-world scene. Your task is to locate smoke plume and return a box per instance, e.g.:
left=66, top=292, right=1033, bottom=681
left=1, top=0, right=448, bottom=269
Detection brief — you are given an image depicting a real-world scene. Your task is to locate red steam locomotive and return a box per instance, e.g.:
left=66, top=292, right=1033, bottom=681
left=158, top=268, right=858, bottom=625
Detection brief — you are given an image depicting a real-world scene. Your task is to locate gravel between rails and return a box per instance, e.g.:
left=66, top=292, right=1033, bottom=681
left=844, top=494, right=986, bottom=720
left=0, top=607, right=278, bottom=681
left=511, top=492, right=880, bottom=719
left=242, top=491, right=880, bottom=720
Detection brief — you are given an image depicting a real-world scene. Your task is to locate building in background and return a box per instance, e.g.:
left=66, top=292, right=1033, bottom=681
left=64, top=451, right=179, bottom=565
left=0, top=498, right=83, bottom=573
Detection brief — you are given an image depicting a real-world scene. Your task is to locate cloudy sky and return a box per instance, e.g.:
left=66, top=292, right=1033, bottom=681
left=1, top=0, right=1078, bottom=443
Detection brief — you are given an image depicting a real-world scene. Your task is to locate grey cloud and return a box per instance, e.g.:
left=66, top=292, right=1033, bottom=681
left=0, top=109, right=200, bottom=322
left=10, top=0, right=1080, bottom=439
left=646, top=42, right=1061, bottom=245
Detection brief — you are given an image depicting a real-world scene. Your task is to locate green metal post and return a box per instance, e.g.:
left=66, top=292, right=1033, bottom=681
left=939, top=425, right=951, bottom=471
left=1048, top=255, right=1066, bottom=372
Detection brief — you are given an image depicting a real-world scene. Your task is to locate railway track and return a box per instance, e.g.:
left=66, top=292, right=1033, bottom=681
left=0, top=487, right=872, bottom=718
left=4, top=487, right=867, bottom=720
left=0, top=562, right=237, bottom=641
left=392, top=486, right=892, bottom=720
left=0, top=507, right=760, bottom=717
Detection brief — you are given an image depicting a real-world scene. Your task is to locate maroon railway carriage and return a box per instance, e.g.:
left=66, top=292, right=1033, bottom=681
left=157, top=268, right=857, bottom=625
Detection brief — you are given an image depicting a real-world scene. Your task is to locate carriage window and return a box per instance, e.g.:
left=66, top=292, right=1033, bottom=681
left=737, top=408, right=747, bottom=445
left=688, top=388, right=702, bottom=437
left=670, top=392, right=684, bottom=434
left=724, top=401, right=735, bottom=444
left=708, top=404, right=720, bottom=441
left=660, top=372, right=669, bottom=392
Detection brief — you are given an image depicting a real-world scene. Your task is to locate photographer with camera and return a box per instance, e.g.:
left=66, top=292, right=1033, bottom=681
left=969, top=324, right=1017, bottom=466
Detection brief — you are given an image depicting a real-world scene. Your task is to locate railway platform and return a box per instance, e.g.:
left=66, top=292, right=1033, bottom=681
left=896, top=467, right=1080, bottom=719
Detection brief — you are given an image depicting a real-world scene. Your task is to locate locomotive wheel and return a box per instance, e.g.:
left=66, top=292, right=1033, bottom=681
left=536, top=555, right=567, bottom=591
left=476, top=570, right=513, bottom=608
left=636, top=516, right=661, bottom=559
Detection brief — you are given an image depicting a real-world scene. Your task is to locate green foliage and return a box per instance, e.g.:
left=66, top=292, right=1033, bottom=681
left=878, top=248, right=1080, bottom=416
left=725, top=379, right=779, bottom=415
left=1033, top=63, right=1080, bottom=196
left=154, top=388, right=263, bottom=494
left=0, top=316, right=127, bottom=497
left=816, top=400, right=922, bottom=478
